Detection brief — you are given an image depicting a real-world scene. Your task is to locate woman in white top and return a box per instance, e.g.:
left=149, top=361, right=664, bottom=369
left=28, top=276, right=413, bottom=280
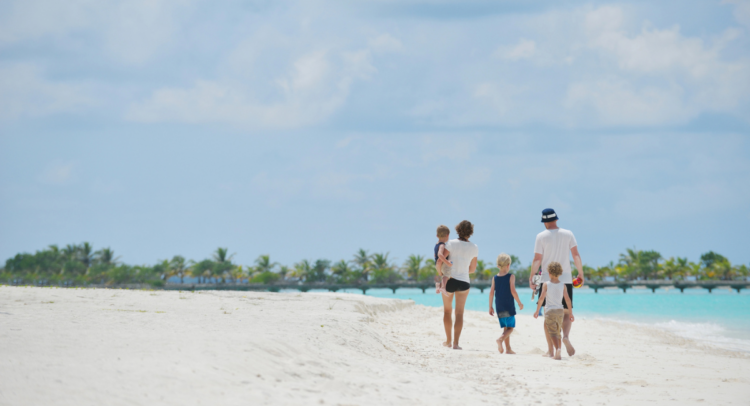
left=441, top=220, right=478, bottom=350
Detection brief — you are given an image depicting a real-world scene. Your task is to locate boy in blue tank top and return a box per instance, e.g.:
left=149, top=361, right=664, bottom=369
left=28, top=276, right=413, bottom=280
left=489, top=253, right=524, bottom=354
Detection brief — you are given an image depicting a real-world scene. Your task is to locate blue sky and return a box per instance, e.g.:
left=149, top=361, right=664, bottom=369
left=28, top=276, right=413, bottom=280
left=1, top=0, right=749, bottom=269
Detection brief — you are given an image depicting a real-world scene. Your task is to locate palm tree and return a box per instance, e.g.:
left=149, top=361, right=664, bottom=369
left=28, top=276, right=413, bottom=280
left=371, top=253, right=401, bottom=283
left=293, top=259, right=313, bottom=282
left=371, top=253, right=391, bottom=271
left=213, top=248, right=234, bottom=263
left=170, top=255, right=189, bottom=284
left=640, top=250, right=662, bottom=279
left=311, top=259, right=330, bottom=282
left=688, top=261, right=702, bottom=280
left=230, top=265, right=247, bottom=284
left=734, top=264, right=749, bottom=280
left=95, top=248, right=120, bottom=266
left=418, top=259, right=437, bottom=282
left=709, top=259, right=734, bottom=280
left=619, top=248, right=650, bottom=280
left=212, top=248, right=234, bottom=283
left=80, top=242, right=94, bottom=269
left=157, top=259, right=177, bottom=282
left=662, top=257, right=677, bottom=280
left=191, top=259, right=214, bottom=284
left=700, top=251, right=728, bottom=269
left=331, top=260, right=352, bottom=282
left=278, top=265, right=291, bottom=281
left=402, top=255, right=423, bottom=281
left=473, top=259, right=487, bottom=281
left=352, top=249, right=372, bottom=281
left=62, top=244, right=79, bottom=261
left=254, top=255, right=278, bottom=274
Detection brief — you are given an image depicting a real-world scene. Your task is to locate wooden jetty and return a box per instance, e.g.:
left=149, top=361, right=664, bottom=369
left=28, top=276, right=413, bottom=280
left=164, top=280, right=750, bottom=294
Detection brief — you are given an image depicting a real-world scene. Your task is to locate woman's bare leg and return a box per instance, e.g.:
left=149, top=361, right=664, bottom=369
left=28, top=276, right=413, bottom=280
left=441, top=290, right=454, bottom=347
left=452, top=289, right=470, bottom=349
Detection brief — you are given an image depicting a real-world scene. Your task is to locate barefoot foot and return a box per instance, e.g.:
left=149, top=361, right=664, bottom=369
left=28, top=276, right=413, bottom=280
left=453, top=344, right=462, bottom=350
left=506, top=349, right=516, bottom=355
left=554, top=349, right=562, bottom=360
left=496, top=338, right=504, bottom=354
left=442, top=341, right=451, bottom=348
left=563, top=337, right=576, bottom=356
left=542, top=352, right=553, bottom=358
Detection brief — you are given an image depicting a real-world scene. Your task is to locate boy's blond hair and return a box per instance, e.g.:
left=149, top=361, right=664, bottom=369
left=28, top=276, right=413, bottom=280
left=548, top=261, right=563, bottom=277
left=436, top=225, right=450, bottom=238
left=496, top=253, right=511, bottom=269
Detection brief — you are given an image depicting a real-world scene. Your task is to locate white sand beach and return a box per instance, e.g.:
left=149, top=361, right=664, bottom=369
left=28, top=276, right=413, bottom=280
left=1, top=286, right=748, bottom=405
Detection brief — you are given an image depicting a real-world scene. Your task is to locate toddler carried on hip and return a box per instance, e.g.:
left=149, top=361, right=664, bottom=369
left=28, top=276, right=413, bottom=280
left=434, top=225, right=453, bottom=295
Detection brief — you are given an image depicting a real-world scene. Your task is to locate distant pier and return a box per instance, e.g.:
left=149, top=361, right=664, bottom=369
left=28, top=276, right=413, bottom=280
left=163, top=280, right=749, bottom=294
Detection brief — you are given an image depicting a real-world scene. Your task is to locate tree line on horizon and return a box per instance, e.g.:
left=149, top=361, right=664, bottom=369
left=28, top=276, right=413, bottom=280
left=2, top=243, right=748, bottom=287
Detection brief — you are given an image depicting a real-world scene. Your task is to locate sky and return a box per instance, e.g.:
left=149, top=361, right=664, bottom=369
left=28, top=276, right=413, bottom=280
left=1, top=0, right=749, bottom=269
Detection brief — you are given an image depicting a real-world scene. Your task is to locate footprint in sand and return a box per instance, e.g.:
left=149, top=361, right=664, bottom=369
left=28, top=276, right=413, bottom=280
left=573, top=354, right=596, bottom=362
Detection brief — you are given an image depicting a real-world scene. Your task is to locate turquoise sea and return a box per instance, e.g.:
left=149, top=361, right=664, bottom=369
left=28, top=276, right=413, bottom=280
left=332, top=286, right=750, bottom=353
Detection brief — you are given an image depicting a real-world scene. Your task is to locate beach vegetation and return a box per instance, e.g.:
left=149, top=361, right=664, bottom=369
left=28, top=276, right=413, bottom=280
left=3, top=243, right=748, bottom=287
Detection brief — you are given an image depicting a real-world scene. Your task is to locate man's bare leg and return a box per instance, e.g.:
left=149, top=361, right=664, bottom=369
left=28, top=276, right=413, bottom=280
left=452, top=289, right=469, bottom=349
left=562, top=310, right=575, bottom=356
left=441, top=291, right=453, bottom=347
left=553, top=336, right=562, bottom=360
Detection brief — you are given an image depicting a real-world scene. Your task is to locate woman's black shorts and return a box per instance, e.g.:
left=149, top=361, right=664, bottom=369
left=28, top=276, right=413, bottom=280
left=445, top=278, right=470, bottom=293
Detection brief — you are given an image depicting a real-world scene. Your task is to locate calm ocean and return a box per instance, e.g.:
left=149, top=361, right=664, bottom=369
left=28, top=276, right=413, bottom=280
left=331, top=286, right=750, bottom=353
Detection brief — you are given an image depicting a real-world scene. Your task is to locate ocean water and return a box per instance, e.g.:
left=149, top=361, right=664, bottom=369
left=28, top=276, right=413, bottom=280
left=329, top=286, right=750, bottom=353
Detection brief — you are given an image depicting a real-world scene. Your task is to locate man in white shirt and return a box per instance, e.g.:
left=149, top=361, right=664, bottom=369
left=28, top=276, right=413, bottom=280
left=529, top=208, right=585, bottom=357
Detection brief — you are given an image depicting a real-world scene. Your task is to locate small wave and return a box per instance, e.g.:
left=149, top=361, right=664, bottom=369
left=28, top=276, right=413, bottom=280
left=591, top=316, right=750, bottom=353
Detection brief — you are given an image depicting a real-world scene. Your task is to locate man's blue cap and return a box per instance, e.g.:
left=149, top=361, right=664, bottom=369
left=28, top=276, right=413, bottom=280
left=541, top=208, right=559, bottom=223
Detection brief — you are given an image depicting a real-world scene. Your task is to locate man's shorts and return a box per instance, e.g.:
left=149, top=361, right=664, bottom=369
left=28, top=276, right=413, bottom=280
left=498, top=315, right=516, bottom=328
left=544, top=309, right=564, bottom=339
left=540, top=283, right=573, bottom=309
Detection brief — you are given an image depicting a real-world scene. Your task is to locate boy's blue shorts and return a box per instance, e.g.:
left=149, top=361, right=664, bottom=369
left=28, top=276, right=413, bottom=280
left=498, top=316, right=516, bottom=328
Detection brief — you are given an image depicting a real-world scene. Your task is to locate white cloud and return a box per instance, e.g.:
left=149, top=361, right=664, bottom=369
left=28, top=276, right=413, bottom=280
left=368, top=33, right=403, bottom=54
left=586, top=7, right=729, bottom=77
left=38, top=161, right=77, bottom=185
left=0, top=0, right=186, bottom=65
left=0, top=64, right=94, bottom=119
left=496, top=38, right=536, bottom=61
left=102, top=0, right=186, bottom=65
left=0, top=0, right=97, bottom=44
left=565, top=78, right=691, bottom=126
left=724, top=0, right=750, bottom=28
left=564, top=5, right=750, bottom=126
left=127, top=49, right=374, bottom=128
left=419, top=135, right=477, bottom=162
left=1, top=1, right=749, bottom=130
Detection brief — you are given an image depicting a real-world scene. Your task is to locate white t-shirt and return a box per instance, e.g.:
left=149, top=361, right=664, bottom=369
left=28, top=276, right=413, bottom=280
left=444, top=239, right=478, bottom=283
left=544, top=281, right=565, bottom=311
left=534, top=228, right=578, bottom=284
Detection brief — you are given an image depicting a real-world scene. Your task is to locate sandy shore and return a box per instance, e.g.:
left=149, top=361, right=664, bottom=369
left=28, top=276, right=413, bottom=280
left=1, top=286, right=748, bottom=405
